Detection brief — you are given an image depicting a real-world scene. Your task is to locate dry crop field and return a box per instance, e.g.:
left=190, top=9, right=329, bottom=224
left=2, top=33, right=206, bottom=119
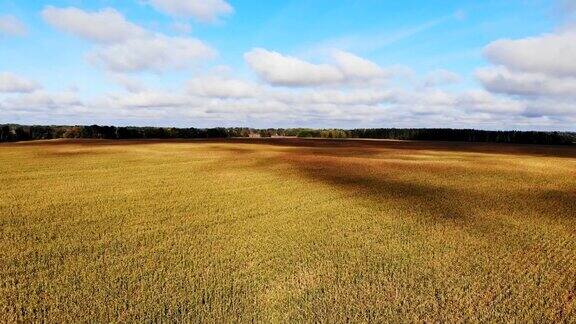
left=1, top=138, right=575, bottom=322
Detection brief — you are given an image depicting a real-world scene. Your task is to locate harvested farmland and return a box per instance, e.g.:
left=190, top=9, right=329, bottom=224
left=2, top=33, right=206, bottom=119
left=1, top=138, right=575, bottom=322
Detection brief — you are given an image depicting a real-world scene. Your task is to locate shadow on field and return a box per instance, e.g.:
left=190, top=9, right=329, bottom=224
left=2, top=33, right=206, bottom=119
left=215, top=145, right=477, bottom=223
left=525, top=189, right=576, bottom=219
left=215, top=141, right=576, bottom=227
left=285, top=155, right=469, bottom=220
left=5, top=138, right=576, bottom=158
left=230, top=138, right=576, bottom=160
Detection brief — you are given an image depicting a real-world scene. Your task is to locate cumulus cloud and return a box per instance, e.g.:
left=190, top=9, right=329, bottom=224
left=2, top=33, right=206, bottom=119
left=108, top=73, right=148, bottom=93
left=476, top=21, right=576, bottom=122
left=331, top=50, right=387, bottom=81
left=456, top=90, right=525, bottom=114
left=244, top=48, right=345, bottom=86
left=0, top=73, right=40, bottom=93
left=422, top=69, right=461, bottom=87
left=273, top=88, right=398, bottom=106
left=484, top=29, right=576, bottom=78
left=409, top=89, right=456, bottom=107
left=146, top=0, right=233, bottom=22
left=102, top=91, right=191, bottom=109
left=187, top=76, right=261, bottom=98
left=244, top=48, right=402, bottom=87
left=477, top=66, right=576, bottom=97
left=42, top=7, right=145, bottom=44
left=0, top=15, right=27, bottom=37
left=2, top=91, right=82, bottom=111
left=42, top=6, right=216, bottom=73
left=89, top=35, right=215, bottom=72
left=524, top=98, right=576, bottom=117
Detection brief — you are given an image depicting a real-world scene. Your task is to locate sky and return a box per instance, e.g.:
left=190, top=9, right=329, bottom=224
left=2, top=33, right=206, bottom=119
left=0, top=0, right=575, bottom=130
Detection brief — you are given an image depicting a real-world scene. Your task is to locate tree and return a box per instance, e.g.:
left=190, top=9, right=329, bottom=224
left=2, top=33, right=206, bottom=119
left=63, top=127, right=82, bottom=138
left=0, top=125, right=10, bottom=142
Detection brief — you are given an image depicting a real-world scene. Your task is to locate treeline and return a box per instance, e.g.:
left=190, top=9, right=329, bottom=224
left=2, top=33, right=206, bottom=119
left=1, top=124, right=574, bottom=145
left=348, top=128, right=576, bottom=145
left=0, top=124, right=232, bottom=142
left=289, top=128, right=575, bottom=145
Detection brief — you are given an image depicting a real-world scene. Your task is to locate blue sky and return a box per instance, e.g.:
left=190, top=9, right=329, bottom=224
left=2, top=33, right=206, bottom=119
left=0, top=0, right=574, bottom=130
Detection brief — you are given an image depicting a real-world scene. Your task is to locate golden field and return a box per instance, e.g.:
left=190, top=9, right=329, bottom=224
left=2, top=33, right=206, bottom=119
left=0, top=138, right=575, bottom=322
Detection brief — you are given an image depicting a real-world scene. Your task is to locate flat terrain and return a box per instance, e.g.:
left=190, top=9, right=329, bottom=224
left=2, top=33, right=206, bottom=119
left=1, top=138, right=575, bottom=322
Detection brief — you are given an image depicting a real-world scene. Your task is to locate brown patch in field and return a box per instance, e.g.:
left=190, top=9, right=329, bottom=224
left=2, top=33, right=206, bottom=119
left=40, top=148, right=109, bottom=157
left=554, top=285, right=576, bottom=321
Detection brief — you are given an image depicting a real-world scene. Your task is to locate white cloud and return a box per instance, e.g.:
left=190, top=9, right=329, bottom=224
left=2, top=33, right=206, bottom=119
left=42, top=7, right=216, bottom=73
left=274, top=89, right=397, bottom=106
left=147, top=0, right=233, bottom=22
left=42, top=7, right=145, bottom=44
left=105, top=91, right=191, bottom=109
left=0, top=73, right=40, bottom=93
left=244, top=48, right=402, bottom=87
left=0, top=15, right=27, bottom=37
left=484, top=29, right=576, bottom=78
left=422, top=69, right=461, bottom=87
left=331, top=50, right=386, bottom=81
left=244, top=48, right=344, bottom=86
left=456, top=90, right=525, bottom=114
left=108, top=73, right=148, bottom=93
left=2, top=81, right=571, bottom=130
left=477, top=66, right=576, bottom=97
left=478, top=24, right=576, bottom=121
left=187, top=76, right=261, bottom=98
left=89, top=35, right=215, bottom=72
left=2, top=91, right=82, bottom=111
left=410, top=89, right=456, bottom=106
left=524, top=98, right=576, bottom=117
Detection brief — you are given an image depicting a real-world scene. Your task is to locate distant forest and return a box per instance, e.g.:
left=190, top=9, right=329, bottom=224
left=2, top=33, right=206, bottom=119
left=1, top=124, right=575, bottom=145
